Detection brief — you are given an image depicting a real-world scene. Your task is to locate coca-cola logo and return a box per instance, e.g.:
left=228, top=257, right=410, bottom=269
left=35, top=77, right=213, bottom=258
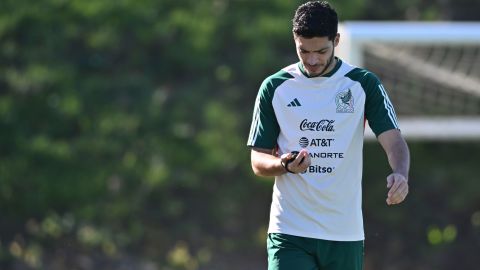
left=299, top=119, right=335, bottom=132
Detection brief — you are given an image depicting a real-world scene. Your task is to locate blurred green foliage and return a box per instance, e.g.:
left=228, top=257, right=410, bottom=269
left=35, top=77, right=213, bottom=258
left=0, top=0, right=479, bottom=269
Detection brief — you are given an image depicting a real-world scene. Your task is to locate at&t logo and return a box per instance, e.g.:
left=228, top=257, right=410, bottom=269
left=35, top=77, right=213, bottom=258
left=299, top=137, right=334, bottom=148
left=299, top=137, right=309, bottom=148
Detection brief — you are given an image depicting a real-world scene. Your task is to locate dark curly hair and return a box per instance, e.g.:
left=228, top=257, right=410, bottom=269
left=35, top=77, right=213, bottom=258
left=292, top=1, right=338, bottom=40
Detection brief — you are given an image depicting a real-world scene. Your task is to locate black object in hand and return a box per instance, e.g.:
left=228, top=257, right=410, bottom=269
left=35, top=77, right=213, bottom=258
left=286, top=151, right=304, bottom=165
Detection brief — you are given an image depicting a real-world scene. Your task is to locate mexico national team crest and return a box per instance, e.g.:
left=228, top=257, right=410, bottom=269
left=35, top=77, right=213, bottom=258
left=335, top=88, right=354, bottom=113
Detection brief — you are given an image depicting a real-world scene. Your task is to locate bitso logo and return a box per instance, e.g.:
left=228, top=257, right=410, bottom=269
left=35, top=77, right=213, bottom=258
left=335, top=89, right=354, bottom=113
left=299, top=137, right=309, bottom=148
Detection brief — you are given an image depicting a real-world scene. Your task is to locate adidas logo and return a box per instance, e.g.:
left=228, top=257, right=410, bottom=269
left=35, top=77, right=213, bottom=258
left=287, top=98, right=302, bottom=107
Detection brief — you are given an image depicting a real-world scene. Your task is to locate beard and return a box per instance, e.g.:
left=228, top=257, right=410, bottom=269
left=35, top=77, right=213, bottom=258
left=303, top=46, right=336, bottom=77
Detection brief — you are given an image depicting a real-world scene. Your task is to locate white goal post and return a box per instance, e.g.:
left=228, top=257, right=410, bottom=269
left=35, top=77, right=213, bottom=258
left=337, top=22, right=480, bottom=141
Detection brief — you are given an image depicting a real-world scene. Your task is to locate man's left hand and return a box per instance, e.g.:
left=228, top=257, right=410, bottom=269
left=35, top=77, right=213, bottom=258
left=386, top=173, right=409, bottom=205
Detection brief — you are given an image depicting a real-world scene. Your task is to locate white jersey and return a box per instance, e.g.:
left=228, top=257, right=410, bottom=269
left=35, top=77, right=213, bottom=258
left=247, top=59, right=399, bottom=241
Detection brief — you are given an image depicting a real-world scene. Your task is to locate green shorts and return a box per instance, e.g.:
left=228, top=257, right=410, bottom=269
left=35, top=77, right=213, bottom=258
left=267, top=233, right=364, bottom=270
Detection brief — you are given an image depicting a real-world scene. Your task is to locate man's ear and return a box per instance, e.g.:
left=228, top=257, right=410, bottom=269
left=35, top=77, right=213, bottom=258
left=334, top=33, right=340, bottom=47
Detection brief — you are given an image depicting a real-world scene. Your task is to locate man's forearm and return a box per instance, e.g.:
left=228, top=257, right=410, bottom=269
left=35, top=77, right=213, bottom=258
left=387, top=137, right=410, bottom=178
left=378, top=129, right=410, bottom=179
left=251, top=149, right=286, bottom=177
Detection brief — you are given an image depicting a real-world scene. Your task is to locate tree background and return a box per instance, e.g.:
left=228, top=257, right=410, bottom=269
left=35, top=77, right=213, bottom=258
left=0, top=0, right=479, bottom=269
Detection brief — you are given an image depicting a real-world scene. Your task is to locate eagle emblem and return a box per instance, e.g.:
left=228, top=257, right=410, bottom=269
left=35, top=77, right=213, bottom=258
left=335, top=89, right=354, bottom=113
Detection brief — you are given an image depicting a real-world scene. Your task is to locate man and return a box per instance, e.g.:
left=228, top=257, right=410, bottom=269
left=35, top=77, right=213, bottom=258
left=246, top=1, right=410, bottom=269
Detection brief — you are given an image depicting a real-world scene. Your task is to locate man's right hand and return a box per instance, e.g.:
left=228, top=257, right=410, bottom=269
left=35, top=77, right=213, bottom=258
left=281, top=149, right=311, bottom=174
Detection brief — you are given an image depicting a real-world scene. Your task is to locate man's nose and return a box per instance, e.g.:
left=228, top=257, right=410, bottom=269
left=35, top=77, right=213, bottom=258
left=307, top=55, right=318, bottom=66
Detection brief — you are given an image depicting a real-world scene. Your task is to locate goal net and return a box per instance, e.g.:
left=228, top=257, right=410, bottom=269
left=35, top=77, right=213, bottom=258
left=338, top=22, right=480, bottom=140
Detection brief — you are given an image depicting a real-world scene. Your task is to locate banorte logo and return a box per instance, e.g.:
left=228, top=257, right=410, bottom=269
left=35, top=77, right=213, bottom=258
left=299, top=119, right=335, bottom=132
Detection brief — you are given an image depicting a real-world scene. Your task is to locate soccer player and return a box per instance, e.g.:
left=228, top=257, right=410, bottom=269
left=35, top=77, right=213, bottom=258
left=247, top=1, right=410, bottom=269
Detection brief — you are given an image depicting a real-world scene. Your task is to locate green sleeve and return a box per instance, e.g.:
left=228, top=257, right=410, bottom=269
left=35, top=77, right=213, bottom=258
left=247, top=70, right=293, bottom=149
left=345, top=68, right=399, bottom=137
